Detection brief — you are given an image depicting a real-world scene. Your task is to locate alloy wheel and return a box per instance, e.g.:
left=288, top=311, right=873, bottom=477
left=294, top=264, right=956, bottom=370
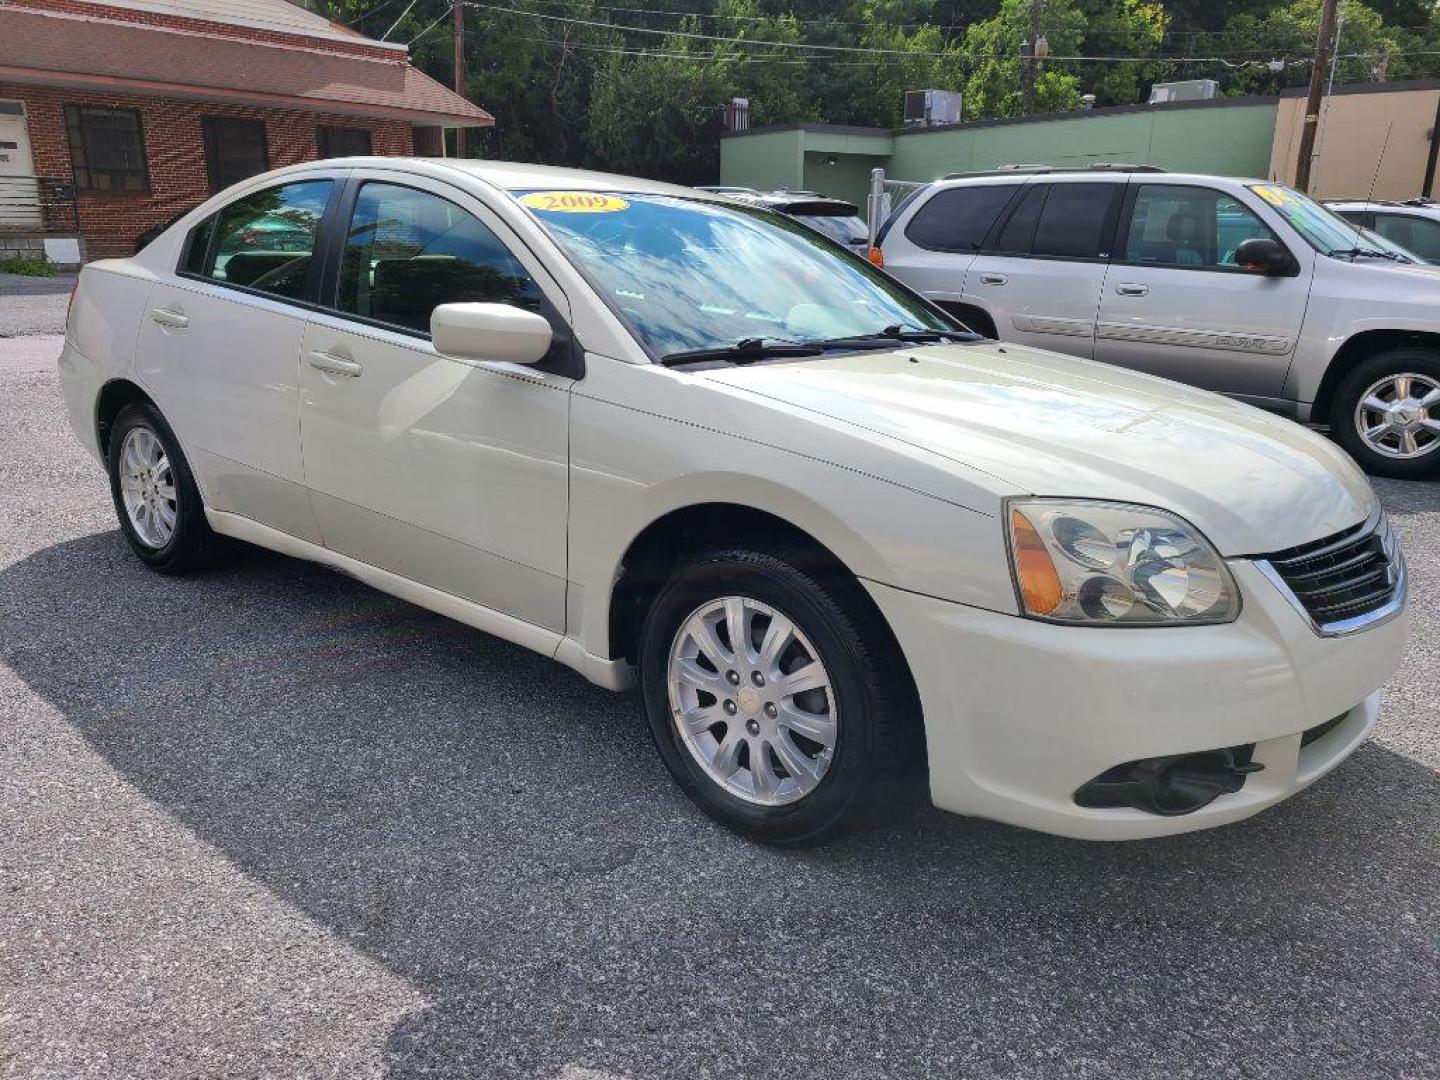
left=666, top=595, right=838, bottom=807
left=1354, top=372, right=1440, bottom=460
left=118, top=426, right=177, bottom=548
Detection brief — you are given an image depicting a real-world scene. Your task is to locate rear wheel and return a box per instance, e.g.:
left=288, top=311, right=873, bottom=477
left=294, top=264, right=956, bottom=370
left=1330, top=349, right=1440, bottom=479
left=107, top=402, right=228, bottom=573
left=638, top=547, right=916, bottom=846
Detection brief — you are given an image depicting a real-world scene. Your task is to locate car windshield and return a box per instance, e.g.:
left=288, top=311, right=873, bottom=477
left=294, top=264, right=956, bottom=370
left=518, top=191, right=953, bottom=358
left=796, top=213, right=869, bottom=246
left=1248, top=183, right=1393, bottom=259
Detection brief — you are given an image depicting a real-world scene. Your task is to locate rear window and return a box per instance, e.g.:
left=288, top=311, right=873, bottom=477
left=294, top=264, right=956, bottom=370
left=904, top=184, right=1020, bottom=252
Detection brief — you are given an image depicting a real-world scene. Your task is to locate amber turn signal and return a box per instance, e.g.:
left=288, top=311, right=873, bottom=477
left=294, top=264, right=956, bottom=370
left=867, top=246, right=884, bottom=268
left=1010, top=507, right=1063, bottom=616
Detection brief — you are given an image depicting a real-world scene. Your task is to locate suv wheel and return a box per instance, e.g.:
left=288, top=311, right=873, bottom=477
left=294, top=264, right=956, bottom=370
left=107, top=402, right=228, bottom=573
left=638, top=547, right=916, bottom=846
left=1330, top=348, right=1440, bottom=479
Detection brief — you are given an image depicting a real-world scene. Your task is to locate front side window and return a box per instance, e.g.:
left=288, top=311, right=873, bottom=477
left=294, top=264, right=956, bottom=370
left=318, top=126, right=373, bottom=159
left=337, top=182, right=542, bottom=334
left=905, top=184, right=1020, bottom=252
left=522, top=191, right=953, bottom=358
left=184, top=179, right=331, bottom=301
left=1123, top=185, right=1276, bottom=268
left=202, top=117, right=270, bottom=194
left=1372, top=213, right=1440, bottom=262
left=64, top=105, right=149, bottom=193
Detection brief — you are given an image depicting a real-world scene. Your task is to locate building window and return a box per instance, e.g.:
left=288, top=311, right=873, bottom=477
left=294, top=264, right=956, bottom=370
left=201, top=117, right=269, bottom=194
left=64, top=106, right=149, bottom=193
left=317, top=126, right=373, bottom=159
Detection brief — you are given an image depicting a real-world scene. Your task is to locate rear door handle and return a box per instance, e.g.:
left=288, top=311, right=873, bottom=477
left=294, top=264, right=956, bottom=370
left=307, top=349, right=363, bottom=377
left=979, top=273, right=1009, bottom=286
left=1115, top=283, right=1149, bottom=297
left=149, top=307, right=189, bottom=329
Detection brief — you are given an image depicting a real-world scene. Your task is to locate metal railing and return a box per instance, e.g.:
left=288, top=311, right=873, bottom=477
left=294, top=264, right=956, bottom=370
left=0, top=175, right=80, bottom=235
left=866, top=168, right=928, bottom=245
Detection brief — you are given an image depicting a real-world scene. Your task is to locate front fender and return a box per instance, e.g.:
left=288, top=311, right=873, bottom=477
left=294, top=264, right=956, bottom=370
left=566, top=372, right=1017, bottom=660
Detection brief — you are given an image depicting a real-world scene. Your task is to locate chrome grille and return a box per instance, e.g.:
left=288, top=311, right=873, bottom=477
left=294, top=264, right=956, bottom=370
left=1258, top=514, right=1404, bottom=634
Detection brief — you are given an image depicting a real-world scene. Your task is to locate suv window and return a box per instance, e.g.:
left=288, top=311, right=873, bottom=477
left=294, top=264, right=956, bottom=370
left=182, top=179, right=332, bottom=301
left=1123, top=185, right=1276, bottom=269
left=992, top=184, right=1047, bottom=254
left=1372, top=212, right=1440, bottom=262
left=904, top=184, right=1020, bottom=252
left=337, top=182, right=543, bottom=335
left=1031, top=184, right=1118, bottom=259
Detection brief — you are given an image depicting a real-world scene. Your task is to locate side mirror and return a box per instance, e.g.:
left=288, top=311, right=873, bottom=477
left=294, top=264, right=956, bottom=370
left=1234, top=238, right=1297, bottom=276
left=431, top=302, right=553, bottom=365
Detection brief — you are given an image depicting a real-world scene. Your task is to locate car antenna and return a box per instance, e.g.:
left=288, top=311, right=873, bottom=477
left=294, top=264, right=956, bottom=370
left=1365, top=122, right=1395, bottom=207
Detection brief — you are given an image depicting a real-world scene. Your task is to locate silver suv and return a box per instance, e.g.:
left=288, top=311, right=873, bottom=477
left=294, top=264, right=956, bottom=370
left=1328, top=198, right=1440, bottom=264
left=877, top=166, right=1440, bottom=479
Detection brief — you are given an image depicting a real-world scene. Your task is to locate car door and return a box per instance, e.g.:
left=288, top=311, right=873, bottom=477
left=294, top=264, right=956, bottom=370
left=134, top=174, right=339, bottom=543
left=298, top=172, right=573, bottom=632
left=885, top=183, right=1023, bottom=312
left=961, top=179, right=1122, bottom=359
left=1094, top=183, right=1311, bottom=401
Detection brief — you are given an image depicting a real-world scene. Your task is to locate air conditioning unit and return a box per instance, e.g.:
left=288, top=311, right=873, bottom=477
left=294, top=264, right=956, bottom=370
left=1148, top=79, right=1219, bottom=104
left=904, top=89, right=963, bottom=127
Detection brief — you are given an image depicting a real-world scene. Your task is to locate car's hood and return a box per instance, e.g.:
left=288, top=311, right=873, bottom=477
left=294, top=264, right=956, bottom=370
left=704, top=342, right=1377, bottom=555
left=1341, top=258, right=1440, bottom=285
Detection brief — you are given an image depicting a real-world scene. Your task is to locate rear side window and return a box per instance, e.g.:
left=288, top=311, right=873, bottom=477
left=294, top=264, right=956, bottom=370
left=182, top=179, right=332, bottom=301
left=336, top=182, right=543, bottom=334
left=904, top=185, right=1020, bottom=252
left=1031, top=184, right=1118, bottom=259
left=992, top=184, right=1047, bottom=254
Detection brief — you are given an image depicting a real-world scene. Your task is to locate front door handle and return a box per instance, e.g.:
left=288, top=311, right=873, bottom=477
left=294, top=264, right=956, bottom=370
left=979, top=273, right=1009, bottom=286
left=1115, top=283, right=1150, bottom=297
left=307, top=349, right=363, bottom=377
left=149, top=307, right=189, bottom=329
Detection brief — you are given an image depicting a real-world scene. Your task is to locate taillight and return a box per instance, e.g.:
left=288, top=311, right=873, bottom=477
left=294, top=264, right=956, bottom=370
left=867, top=245, right=884, bottom=268
left=65, top=280, right=78, bottom=325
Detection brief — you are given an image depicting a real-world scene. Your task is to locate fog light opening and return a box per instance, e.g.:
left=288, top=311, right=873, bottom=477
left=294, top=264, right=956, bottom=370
left=1075, top=745, right=1264, bottom=816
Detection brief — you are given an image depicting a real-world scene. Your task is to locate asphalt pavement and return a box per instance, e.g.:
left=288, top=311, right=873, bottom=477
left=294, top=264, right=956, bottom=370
left=1, top=327, right=1437, bottom=1080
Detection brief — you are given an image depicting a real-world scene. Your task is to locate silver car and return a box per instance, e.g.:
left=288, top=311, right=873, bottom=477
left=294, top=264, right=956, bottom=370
left=878, top=166, right=1440, bottom=479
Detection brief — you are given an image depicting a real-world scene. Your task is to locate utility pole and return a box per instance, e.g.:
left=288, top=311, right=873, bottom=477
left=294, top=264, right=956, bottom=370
left=1021, top=0, right=1042, bottom=116
left=1295, top=0, right=1339, bottom=192
left=453, top=2, right=466, bottom=158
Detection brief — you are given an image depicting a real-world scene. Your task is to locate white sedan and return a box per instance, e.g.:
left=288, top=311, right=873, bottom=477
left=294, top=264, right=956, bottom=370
left=58, top=158, right=1408, bottom=845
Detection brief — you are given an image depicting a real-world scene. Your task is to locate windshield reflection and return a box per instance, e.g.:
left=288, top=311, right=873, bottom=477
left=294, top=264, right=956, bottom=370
left=519, top=192, right=952, bottom=358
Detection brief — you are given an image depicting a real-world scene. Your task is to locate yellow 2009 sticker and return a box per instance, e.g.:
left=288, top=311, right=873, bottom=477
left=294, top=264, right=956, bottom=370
left=520, top=191, right=629, bottom=213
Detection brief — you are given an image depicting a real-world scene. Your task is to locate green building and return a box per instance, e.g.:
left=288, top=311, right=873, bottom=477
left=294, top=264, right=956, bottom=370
left=720, top=94, right=1288, bottom=208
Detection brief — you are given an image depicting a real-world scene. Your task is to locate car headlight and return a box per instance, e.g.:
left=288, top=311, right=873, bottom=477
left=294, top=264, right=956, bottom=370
left=1007, top=499, right=1240, bottom=626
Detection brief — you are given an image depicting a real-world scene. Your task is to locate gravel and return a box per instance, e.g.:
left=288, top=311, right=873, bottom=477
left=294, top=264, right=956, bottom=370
left=2, top=333, right=1437, bottom=1080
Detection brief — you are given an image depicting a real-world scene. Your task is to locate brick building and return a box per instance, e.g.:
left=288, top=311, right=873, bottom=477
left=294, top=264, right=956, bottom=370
left=0, top=0, right=492, bottom=262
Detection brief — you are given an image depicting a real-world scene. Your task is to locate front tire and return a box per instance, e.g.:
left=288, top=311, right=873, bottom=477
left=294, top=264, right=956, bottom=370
left=1330, top=349, right=1440, bottom=479
left=638, top=547, right=916, bottom=846
left=107, top=402, right=227, bottom=573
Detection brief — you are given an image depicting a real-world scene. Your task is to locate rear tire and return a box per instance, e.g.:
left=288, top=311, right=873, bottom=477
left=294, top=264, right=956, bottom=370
left=107, top=402, right=228, bottom=574
left=1330, top=348, right=1440, bottom=479
left=638, top=547, right=918, bottom=846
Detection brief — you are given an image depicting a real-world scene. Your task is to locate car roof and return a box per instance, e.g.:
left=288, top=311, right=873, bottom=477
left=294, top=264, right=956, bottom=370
left=1326, top=198, right=1439, bottom=213
left=930, top=168, right=1270, bottom=188
left=252, top=156, right=720, bottom=201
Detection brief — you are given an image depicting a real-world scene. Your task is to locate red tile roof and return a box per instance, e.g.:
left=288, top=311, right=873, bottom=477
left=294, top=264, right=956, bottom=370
left=0, top=6, right=493, bottom=126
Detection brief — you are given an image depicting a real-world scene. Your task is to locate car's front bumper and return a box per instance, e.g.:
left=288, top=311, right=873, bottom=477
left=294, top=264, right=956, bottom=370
left=866, top=560, right=1407, bottom=840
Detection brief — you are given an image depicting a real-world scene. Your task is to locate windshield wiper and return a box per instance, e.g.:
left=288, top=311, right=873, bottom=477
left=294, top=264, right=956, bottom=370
left=658, top=337, right=823, bottom=367
left=1328, top=247, right=1403, bottom=261
left=810, top=324, right=971, bottom=350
